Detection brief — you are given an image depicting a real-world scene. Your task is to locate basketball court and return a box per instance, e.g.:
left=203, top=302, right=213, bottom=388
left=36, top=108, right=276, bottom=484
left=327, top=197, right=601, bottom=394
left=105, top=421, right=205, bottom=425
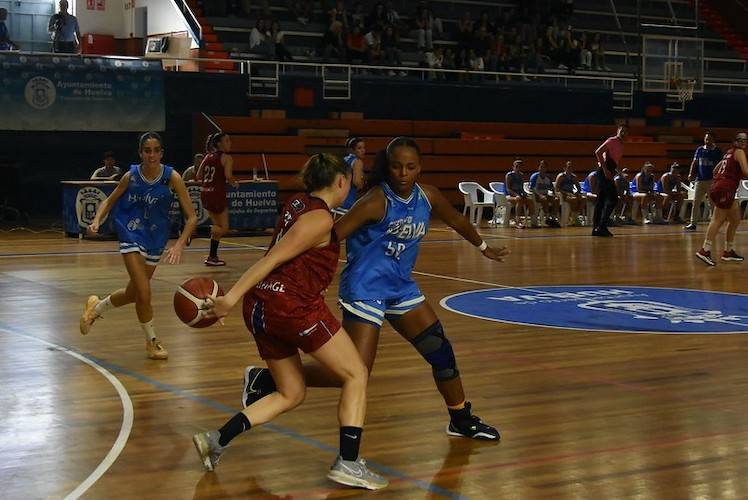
left=3, top=221, right=748, bottom=498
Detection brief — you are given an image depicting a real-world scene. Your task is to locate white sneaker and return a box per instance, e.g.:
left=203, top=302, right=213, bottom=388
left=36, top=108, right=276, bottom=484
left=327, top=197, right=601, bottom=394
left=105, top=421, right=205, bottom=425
left=327, top=456, right=388, bottom=490
left=193, top=430, right=225, bottom=471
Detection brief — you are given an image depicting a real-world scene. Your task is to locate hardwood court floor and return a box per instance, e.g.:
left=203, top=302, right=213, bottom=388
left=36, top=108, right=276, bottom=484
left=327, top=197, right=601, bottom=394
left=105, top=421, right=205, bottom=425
left=2, top=222, right=748, bottom=499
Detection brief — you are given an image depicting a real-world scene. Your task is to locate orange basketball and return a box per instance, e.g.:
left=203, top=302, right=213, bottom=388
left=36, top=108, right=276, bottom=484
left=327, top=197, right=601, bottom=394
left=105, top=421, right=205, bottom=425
left=174, top=277, right=224, bottom=328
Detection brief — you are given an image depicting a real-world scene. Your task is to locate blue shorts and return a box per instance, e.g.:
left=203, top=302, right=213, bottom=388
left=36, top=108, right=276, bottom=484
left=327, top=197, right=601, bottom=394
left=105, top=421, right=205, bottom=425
left=339, top=287, right=426, bottom=327
left=119, top=241, right=165, bottom=266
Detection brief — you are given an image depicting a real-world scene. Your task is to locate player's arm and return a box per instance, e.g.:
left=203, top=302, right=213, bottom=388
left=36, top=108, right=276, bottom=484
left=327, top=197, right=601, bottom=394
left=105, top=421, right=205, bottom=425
left=334, top=187, right=386, bottom=240
left=688, top=153, right=698, bottom=182
left=554, top=173, right=563, bottom=193
left=594, top=142, right=608, bottom=167
left=351, top=158, right=365, bottom=190
left=504, top=172, right=517, bottom=196
left=164, top=171, right=198, bottom=264
left=195, top=156, right=207, bottom=182
left=421, top=183, right=509, bottom=262
left=210, top=210, right=333, bottom=318
left=735, top=149, right=748, bottom=178
left=89, top=172, right=130, bottom=233
left=222, top=153, right=239, bottom=188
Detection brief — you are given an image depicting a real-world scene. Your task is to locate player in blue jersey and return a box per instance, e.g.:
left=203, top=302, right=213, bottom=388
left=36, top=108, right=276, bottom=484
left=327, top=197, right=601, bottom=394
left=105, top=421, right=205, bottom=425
left=242, top=137, right=509, bottom=440
left=336, top=137, right=366, bottom=214
left=79, top=132, right=198, bottom=360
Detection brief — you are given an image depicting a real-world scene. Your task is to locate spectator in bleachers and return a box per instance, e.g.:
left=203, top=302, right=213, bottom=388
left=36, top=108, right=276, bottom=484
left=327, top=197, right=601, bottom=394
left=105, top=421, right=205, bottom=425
left=685, top=131, right=722, bottom=230
left=456, top=11, right=474, bottom=48
left=614, top=168, right=635, bottom=224
left=381, top=25, right=404, bottom=72
left=525, top=38, right=547, bottom=74
left=367, top=29, right=383, bottom=66
left=249, top=18, right=273, bottom=57
left=561, top=0, right=574, bottom=21
left=660, top=162, right=685, bottom=223
left=493, top=34, right=509, bottom=71
left=321, top=21, right=345, bottom=61
left=182, top=153, right=203, bottom=182
left=505, top=159, right=535, bottom=228
left=384, top=1, right=403, bottom=33
left=426, top=46, right=445, bottom=79
left=346, top=24, right=367, bottom=63
left=455, top=48, right=469, bottom=81
left=413, top=6, right=435, bottom=51
left=271, top=21, right=293, bottom=61
left=634, top=162, right=665, bottom=224
left=591, top=33, right=609, bottom=71
left=350, top=1, right=365, bottom=29
left=367, top=2, right=387, bottom=31
left=91, top=151, right=121, bottom=181
left=443, top=47, right=456, bottom=77
left=468, top=49, right=484, bottom=74
left=579, top=32, right=592, bottom=69
left=559, top=28, right=579, bottom=72
left=329, top=1, right=349, bottom=33
left=0, top=8, right=18, bottom=51
left=472, top=25, right=492, bottom=58
left=555, top=160, right=585, bottom=225
left=545, top=24, right=561, bottom=65
left=530, top=160, right=561, bottom=227
left=287, top=0, right=312, bottom=25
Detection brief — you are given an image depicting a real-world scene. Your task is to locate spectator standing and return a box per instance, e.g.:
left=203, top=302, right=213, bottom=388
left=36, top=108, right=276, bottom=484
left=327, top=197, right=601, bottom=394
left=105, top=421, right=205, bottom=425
left=48, top=0, right=80, bottom=54
left=0, top=8, right=18, bottom=50
left=685, top=131, right=722, bottom=230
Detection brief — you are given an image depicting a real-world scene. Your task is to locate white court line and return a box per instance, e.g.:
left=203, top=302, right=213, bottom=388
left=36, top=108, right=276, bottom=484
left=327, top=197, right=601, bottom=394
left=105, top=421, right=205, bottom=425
left=7, top=330, right=134, bottom=500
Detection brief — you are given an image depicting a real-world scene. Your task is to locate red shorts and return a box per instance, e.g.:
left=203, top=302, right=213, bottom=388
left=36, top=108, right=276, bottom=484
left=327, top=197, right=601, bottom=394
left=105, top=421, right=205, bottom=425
left=242, top=292, right=340, bottom=360
left=201, top=189, right=227, bottom=214
left=709, top=181, right=737, bottom=210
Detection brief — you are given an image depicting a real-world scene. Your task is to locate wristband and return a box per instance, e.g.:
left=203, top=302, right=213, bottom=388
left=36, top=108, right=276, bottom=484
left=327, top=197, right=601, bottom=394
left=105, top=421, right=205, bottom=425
left=478, top=241, right=488, bottom=252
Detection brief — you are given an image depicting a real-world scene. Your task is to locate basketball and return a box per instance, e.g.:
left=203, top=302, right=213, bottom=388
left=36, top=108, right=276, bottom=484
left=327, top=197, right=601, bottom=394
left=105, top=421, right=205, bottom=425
left=174, top=277, right=224, bottom=328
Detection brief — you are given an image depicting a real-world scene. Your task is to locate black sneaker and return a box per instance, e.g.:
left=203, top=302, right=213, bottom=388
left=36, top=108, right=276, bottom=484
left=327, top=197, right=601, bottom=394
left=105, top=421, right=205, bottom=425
left=684, top=223, right=697, bottom=231
left=241, top=365, right=276, bottom=408
left=600, top=227, right=614, bottom=237
left=446, top=402, right=500, bottom=441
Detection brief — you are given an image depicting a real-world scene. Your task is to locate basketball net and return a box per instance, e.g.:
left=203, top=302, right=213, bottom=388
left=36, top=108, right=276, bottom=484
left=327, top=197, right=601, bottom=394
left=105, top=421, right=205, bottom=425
left=676, top=79, right=696, bottom=104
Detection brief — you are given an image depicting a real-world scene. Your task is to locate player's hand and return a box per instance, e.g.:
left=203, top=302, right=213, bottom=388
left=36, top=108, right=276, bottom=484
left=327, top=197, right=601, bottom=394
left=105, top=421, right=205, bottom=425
left=164, top=242, right=184, bottom=264
left=204, top=295, right=231, bottom=325
left=482, top=245, right=510, bottom=262
left=87, top=222, right=100, bottom=236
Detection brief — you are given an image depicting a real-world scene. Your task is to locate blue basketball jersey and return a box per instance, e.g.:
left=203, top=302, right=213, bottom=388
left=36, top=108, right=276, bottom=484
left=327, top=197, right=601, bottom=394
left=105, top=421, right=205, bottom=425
left=341, top=153, right=358, bottom=210
left=114, top=164, right=174, bottom=251
left=339, top=182, right=431, bottom=301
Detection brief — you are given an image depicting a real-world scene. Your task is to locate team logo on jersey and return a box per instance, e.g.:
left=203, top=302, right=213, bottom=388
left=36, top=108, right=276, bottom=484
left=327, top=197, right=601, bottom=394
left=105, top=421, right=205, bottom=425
left=441, top=286, right=748, bottom=334
left=291, top=199, right=305, bottom=213
left=75, top=187, right=108, bottom=228
left=24, top=76, right=56, bottom=110
left=127, top=218, right=142, bottom=232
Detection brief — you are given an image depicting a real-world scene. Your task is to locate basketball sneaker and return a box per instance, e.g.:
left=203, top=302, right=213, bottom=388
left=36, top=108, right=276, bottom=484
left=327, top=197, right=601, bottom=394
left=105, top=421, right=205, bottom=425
left=79, top=295, right=101, bottom=335
left=695, top=248, right=716, bottom=266
left=242, top=365, right=276, bottom=408
left=721, top=250, right=745, bottom=262
left=327, top=456, right=388, bottom=490
left=446, top=402, right=500, bottom=440
left=193, top=430, right=225, bottom=472
left=146, top=338, right=168, bottom=360
left=684, top=223, right=697, bottom=231
left=204, top=256, right=226, bottom=267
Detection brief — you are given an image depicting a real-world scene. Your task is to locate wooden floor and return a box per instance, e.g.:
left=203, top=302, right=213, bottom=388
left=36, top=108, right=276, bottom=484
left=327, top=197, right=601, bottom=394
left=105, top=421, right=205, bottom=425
left=2, top=222, right=748, bottom=499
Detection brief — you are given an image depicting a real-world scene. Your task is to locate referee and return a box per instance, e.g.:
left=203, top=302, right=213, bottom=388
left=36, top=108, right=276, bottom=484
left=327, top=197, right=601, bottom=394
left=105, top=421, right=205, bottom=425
left=592, top=124, right=627, bottom=237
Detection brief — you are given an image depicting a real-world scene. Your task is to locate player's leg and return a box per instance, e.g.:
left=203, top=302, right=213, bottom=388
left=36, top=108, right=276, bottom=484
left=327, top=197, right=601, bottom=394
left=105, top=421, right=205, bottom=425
left=389, top=301, right=500, bottom=440
left=122, top=252, right=168, bottom=359
left=698, top=205, right=729, bottom=265
left=206, top=208, right=229, bottom=266
left=721, top=202, right=744, bottom=262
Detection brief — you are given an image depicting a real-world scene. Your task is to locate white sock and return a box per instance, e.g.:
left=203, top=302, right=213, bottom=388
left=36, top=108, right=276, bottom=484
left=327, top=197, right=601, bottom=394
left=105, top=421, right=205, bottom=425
left=140, top=319, right=157, bottom=342
left=703, top=240, right=713, bottom=252
left=94, top=295, right=115, bottom=316
left=726, top=240, right=734, bottom=251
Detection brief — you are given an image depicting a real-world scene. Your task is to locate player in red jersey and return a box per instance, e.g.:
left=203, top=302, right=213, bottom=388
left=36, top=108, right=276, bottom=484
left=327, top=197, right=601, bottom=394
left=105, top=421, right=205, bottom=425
left=192, top=154, right=388, bottom=490
left=696, top=132, right=748, bottom=266
left=196, top=133, right=239, bottom=266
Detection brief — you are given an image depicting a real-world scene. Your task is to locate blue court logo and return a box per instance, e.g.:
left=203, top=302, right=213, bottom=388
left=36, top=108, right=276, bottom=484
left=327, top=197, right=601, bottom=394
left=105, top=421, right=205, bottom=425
left=440, top=286, right=748, bottom=334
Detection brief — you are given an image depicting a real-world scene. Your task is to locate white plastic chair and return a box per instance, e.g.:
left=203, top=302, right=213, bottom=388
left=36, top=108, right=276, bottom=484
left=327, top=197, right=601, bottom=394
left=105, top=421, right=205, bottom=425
left=738, top=180, right=748, bottom=219
left=488, top=181, right=511, bottom=227
left=458, top=182, right=495, bottom=225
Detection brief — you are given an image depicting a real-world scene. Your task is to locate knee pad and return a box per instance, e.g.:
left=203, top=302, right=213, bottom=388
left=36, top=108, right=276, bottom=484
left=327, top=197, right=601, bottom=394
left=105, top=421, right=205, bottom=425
left=409, top=321, right=459, bottom=381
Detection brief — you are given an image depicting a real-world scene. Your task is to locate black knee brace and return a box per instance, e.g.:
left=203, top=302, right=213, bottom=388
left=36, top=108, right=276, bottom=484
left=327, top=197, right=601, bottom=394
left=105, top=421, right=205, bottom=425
left=409, top=321, right=459, bottom=381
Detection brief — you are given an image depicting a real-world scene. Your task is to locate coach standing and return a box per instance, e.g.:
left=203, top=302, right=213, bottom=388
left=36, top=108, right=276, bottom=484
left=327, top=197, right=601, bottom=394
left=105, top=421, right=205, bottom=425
left=48, top=0, right=80, bottom=54
left=592, top=124, right=627, bottom=237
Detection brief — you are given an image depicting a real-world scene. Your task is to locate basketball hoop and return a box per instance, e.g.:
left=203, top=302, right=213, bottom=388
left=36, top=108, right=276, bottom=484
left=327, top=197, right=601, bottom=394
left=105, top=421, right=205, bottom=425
left=676, top=79, right=696, bottom=104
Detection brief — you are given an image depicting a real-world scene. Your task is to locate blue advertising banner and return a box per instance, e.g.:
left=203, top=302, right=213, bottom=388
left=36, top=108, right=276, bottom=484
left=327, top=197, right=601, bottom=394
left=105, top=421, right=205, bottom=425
left=62, top=180, right=278, bottom=236
left=0, top=53, right=165, bottom=131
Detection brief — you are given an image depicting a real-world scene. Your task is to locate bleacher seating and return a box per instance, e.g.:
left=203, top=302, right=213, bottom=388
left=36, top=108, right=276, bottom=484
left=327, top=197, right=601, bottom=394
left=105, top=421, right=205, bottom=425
left=202, top=114, right=733, bottom=206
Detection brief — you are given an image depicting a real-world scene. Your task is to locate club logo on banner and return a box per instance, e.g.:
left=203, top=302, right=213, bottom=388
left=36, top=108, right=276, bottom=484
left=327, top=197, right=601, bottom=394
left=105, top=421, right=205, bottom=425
left=24, top=76, right=56, bottom=110
left=75, top=187, right=108, bottom=228
left=440, top=286, right=748, bottom=334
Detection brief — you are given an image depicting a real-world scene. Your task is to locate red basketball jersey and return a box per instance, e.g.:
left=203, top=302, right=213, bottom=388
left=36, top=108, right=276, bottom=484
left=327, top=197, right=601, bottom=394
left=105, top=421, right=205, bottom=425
left=201, top=151, right=227, bottom=194
left=713, top=148, right=743, bottom=192
left=253, top=193, right=340, bottom=302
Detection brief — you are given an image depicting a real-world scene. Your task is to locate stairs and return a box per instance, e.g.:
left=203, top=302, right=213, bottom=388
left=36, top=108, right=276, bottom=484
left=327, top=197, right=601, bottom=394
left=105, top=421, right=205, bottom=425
left=187, top=1, right=237, bottom=72
left=698, top=1, right=748, bottom=60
